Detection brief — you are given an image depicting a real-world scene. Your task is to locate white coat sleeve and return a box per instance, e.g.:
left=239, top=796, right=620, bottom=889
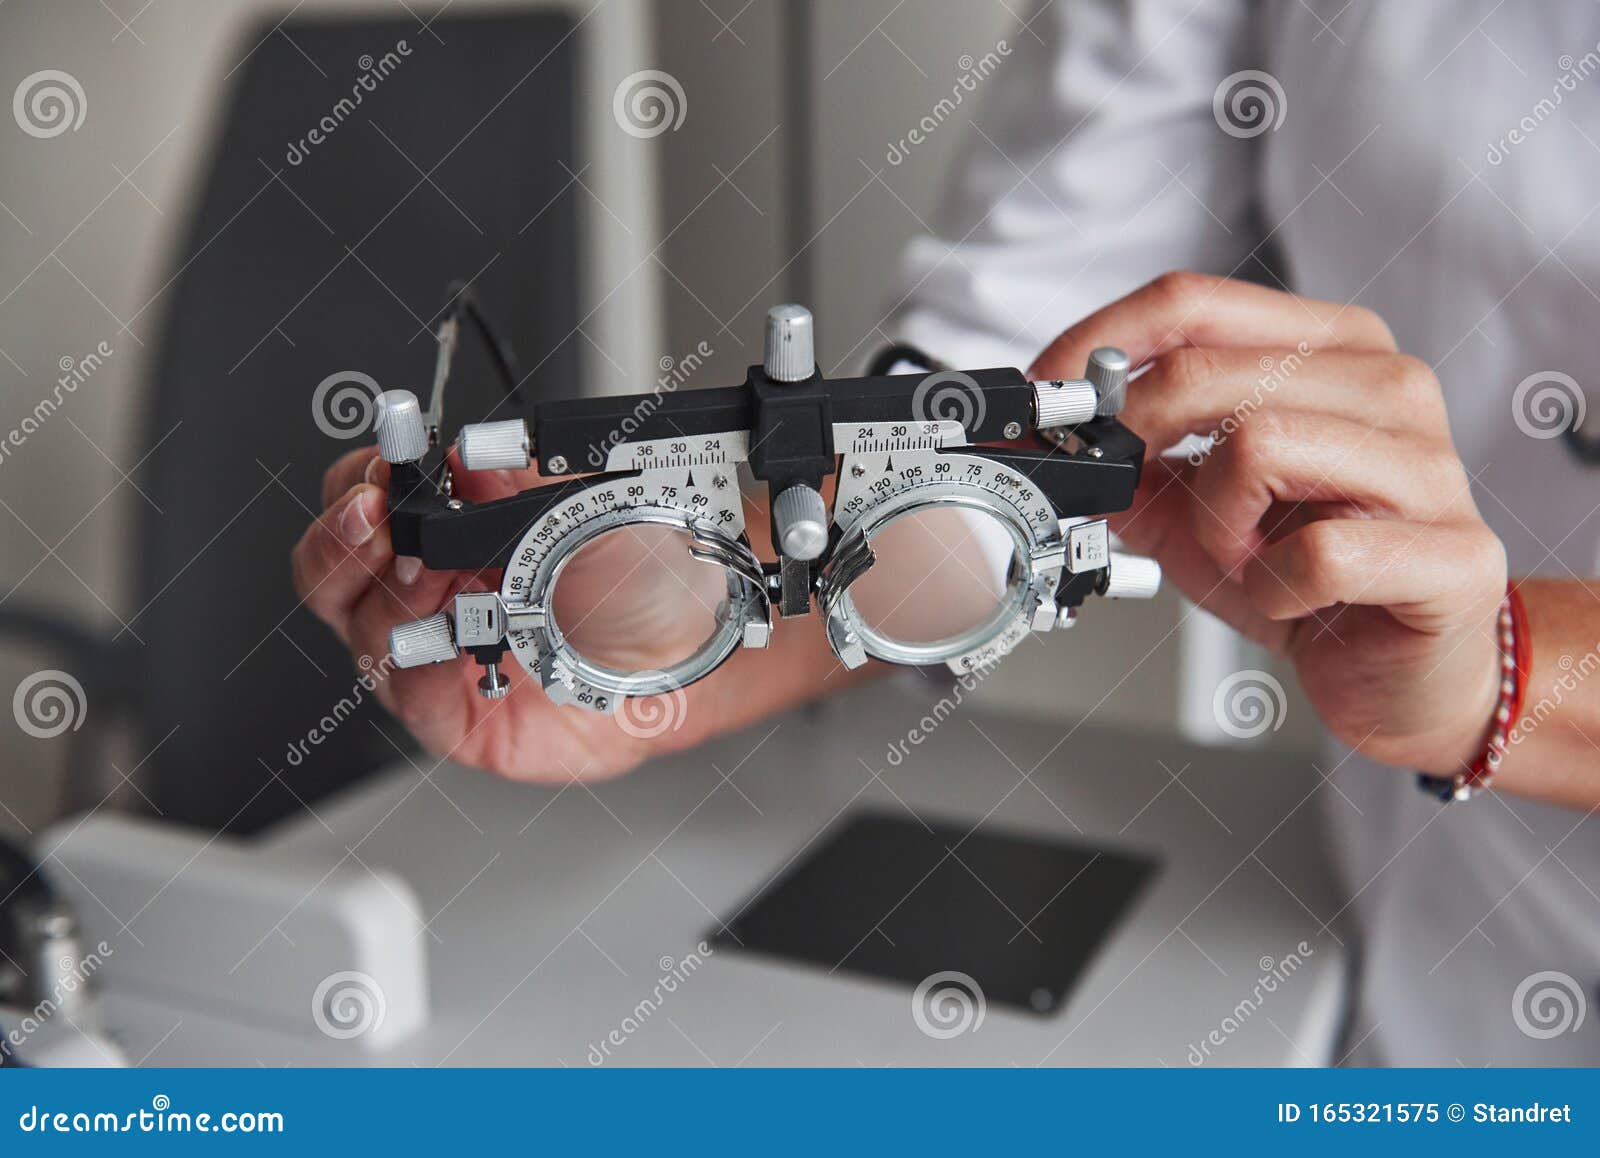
left=884, top=0, right=1265, bottom=371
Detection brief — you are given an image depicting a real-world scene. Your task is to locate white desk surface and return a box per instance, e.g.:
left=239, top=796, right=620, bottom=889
left=101, top=677, right=1348, bottom=1067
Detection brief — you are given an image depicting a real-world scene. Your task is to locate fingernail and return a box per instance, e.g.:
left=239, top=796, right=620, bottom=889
left=495, top=470, right=516, bottom=491
left=364, top=456, right=385, bottom=486
left=338, top=490, right=376, bottom=547
left=395, top=555, right=423, bottom=585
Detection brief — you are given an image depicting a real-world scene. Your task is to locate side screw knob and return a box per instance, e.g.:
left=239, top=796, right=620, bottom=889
left=389, top=612, right=458, bottom=668
left=1101, top=552, right=1162, bottom=600
left=1032, top=379, right=1099, bottom=429
left=477, top=662, right=511, bottom=699
left=1087, top=347, right=1131, bottom=417
left=459, top=419, right=531, bottom=471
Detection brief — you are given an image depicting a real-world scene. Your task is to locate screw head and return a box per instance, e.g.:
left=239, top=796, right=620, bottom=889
left=850, top=462, right=866, bottom=477
left=712, top=473, right=728, bottom=489
left=1003, top=421, right=1023, bottom=439
left=477, top=666, right=511, bottom=699
left=546, top=455, right=569, bottom=474
left=1087, top=445, right=1104, bottom=458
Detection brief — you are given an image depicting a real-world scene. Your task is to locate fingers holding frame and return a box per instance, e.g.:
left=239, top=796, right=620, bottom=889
left=1184, top=410, right=1476, bottom=575
left=291, top=483, right=394, bottom=645
left=1243, top=518, right=1506, bottom=632
left=1028, top=271, right=1396, bottom=385
left=1116, top=347, right=1450, bottom=459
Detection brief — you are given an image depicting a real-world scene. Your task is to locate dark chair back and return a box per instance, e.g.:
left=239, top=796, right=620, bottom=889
left=132, top=10, right=581, bottom=830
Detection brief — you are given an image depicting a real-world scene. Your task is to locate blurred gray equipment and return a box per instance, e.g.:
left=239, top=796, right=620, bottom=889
left=0, top=9, right=581, bottom=831
left=0, top=836, right=123, bottom=1067
left=40, top=686, right=1346, bottom=1066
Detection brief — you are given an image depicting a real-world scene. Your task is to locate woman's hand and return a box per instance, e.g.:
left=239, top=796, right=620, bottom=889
left=1030, top=272, right=1508, bottom=775
left=290, top=449, right=853, bottom=784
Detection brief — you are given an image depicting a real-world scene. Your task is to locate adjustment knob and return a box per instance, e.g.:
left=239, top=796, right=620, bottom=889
left=1087, top=347, right=1131, bottom=417
left=459, top=419, right=531, bottom=471
left=763, top=304, right=815, bottom=383
left=375, top=389, right=429, bottom=464
left=477, top=662, right=511, bottom=700
left=389, top=612, right=458, bottom=667
left=772, top=483, right=829, bottom=560
left=1101, top=552, right=1161, bottom=600
left=1032, top=379, right=1098, bottom=429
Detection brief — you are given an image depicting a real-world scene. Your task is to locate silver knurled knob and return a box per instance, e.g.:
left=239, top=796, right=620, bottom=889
left=1032, top=379, right=1099, bottom=429
left=773, top=483, right=829, bottom=560
left=1102, top=552, right=1162, bottom=600
left=1088, top=347, right=1131, bottom=417
left=375, top=389, right=429, bottom=464
left=459, top=419, right=531, bottom=471
left=389, top=612, right=458, bottom=668
left=763, top=304, right=815, bottom=382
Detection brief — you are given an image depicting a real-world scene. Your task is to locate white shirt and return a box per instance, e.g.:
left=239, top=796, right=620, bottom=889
left=887, top=0, right=1600, bottom=1064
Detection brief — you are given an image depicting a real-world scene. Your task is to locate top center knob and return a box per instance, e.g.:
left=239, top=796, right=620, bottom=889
left=763, top=303, right=816, bottom=383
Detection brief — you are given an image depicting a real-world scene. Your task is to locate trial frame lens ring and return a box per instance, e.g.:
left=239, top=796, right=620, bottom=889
left=501, top=503, right=767, bottom=703
left=828, top=494, right=1037, bottom=668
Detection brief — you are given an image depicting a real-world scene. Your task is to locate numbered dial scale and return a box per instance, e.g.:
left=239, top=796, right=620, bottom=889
left=379, top=304, right=1160, bottom=711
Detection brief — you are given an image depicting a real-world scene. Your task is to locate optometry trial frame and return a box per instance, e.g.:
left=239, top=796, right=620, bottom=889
left=376, top=300, right=1160, bottom=711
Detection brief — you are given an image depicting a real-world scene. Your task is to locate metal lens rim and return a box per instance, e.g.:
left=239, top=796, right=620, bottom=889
left=833, top=493, right=1034, bottom=668
left=539, top=511, right=759, bottom=699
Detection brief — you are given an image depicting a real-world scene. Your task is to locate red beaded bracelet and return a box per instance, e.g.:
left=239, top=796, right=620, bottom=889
left=1418, top=583, right=1530, bottom=802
